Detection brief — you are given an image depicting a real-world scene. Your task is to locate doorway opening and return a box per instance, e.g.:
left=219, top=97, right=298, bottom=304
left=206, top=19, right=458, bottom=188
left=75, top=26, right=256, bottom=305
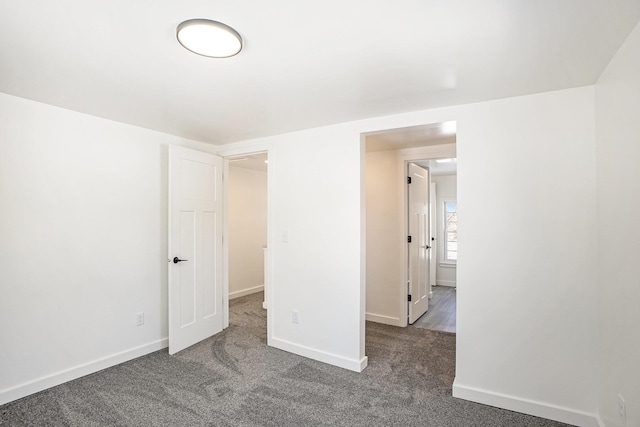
left=227, top=152, right=269, bottom=331
left=409, top=159, right=457, bottom=333
left=363, top=122, right=457, bottom=334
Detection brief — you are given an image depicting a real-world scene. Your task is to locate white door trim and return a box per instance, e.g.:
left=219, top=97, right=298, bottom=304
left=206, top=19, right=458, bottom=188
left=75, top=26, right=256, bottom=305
left=220, top=148, right=271, bottom=335
left=397, top=146, right=457, bottom=327
left=408, top=162, right=430, bottom=324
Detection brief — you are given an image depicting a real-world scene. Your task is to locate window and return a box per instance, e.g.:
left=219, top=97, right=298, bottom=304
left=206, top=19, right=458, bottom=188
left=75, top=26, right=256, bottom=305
left=444, top=200, right=458, bottom=262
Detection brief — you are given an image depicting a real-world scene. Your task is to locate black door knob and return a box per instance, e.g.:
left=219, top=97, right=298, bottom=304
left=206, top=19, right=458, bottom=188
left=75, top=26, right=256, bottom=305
left=173, top=257, right=188, bottom=264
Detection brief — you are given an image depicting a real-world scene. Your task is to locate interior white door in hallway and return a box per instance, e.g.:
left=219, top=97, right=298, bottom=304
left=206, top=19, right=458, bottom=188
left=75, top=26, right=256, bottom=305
left=408, top=162, right=430, bottom=324
left=168, top=146, right=223, bottom=354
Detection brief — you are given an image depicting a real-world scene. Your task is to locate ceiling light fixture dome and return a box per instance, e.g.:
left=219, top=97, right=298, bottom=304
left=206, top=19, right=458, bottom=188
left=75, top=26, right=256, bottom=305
left=176, top=19, right=242, bottom=58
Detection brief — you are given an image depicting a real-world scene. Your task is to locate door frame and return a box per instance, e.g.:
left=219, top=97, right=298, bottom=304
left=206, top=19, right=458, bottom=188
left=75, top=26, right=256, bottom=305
left=381, top=144, right=457, bottom=327
left=407, top=161, right=431, bottom=324
left=220, top=148, right=271, bottom=331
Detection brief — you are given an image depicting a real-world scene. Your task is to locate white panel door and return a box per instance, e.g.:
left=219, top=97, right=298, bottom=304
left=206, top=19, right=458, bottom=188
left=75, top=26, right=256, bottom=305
left=408, top=163, right=430, bottom=324
left=169, top=146, right=223, bottom=354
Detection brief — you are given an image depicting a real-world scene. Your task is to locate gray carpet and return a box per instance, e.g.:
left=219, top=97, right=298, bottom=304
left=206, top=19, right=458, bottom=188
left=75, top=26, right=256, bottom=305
left=0, top=292, right=569, bottom=426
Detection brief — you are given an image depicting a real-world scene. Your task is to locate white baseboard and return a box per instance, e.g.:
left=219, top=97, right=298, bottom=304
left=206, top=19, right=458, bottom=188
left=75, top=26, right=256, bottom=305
left=436, top=280, right=456, bottom=287
left=269, top=336, right=367, bottom=372
left=229, top=284, right=264, bottom=300
left=0, top=338, right=168, bottom=406
left=452, top=381, right=600, bottom=427
left=365, top=312, right=404, bottom=327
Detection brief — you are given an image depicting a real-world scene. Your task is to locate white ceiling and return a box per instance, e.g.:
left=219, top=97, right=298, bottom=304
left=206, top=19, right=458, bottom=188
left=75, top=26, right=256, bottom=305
left=1, top=1, right=638, bottom=145
left=365, top=122, right=456, bottom=152
left=416, top=159, right=458, bottom=176
left=366, top=122, right=457, bottom=175
left=229, top=152, right=268, bottom=172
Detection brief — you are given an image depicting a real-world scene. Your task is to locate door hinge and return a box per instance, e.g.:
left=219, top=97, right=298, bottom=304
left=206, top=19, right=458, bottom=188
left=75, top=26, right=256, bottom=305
left=408, top=236, right=412, bottom=243
left=408, top=295, right=412, bottom=302
left=407, top=176, right=412, bottom=184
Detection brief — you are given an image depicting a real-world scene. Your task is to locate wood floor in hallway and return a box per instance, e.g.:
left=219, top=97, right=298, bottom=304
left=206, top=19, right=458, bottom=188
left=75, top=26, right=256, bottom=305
left=412, top=285, right=456, bottom=333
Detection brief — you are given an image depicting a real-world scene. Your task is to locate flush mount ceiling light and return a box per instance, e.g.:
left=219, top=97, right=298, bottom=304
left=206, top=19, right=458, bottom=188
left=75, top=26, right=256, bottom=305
left=176, top=19, right=242, bottom=58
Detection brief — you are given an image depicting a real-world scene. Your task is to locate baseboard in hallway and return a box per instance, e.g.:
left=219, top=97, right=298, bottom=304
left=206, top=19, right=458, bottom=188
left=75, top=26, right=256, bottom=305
left=229, top=285, right=264, bottom=300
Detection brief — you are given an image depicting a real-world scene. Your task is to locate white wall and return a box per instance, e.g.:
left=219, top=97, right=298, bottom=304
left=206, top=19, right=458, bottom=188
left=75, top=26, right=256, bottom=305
left=0, top=82, right=604, bottom=425
left=269, top=130, right=366, bottom=371
left=218, top=86, right=599, bottom=425
left=595, top=21, right=640, bottom=427
left=0, top=92, right=215, bottom=405
left=220, top=129, right=368, bottom=372
left=228, top=165, right=267, bottom=299
left=431, top=174, right=457, bottom=287
left=365, top=150, right=403, bottom=326
left=364, top=93, right=598, bottom=425
left=453, top=88, right=598, bottom=426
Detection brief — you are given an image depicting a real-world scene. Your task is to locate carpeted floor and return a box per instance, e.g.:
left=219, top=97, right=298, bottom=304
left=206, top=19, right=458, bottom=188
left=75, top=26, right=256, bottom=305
left=0, top=292, right=569, bottom=426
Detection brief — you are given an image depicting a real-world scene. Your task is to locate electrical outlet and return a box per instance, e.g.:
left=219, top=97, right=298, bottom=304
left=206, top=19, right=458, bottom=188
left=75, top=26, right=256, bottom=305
left=618, top=393, right=626, bottom=425
left=292, top=310, right=300, bottom=324
left=282, top=230, right=289, bottom=243
left=136, top=312, right=144, bottom=326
